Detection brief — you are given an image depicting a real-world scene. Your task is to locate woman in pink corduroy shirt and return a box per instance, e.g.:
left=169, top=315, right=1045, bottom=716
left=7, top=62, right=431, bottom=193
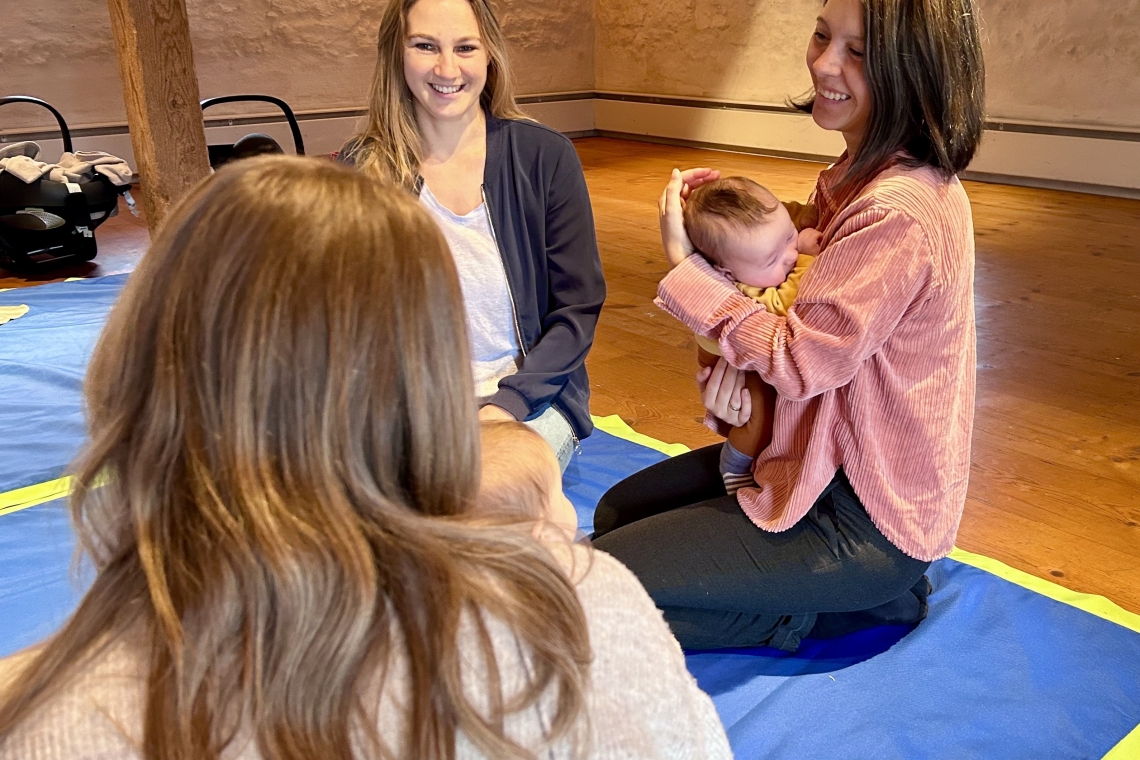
left=593, top=0, right=986, bottom=652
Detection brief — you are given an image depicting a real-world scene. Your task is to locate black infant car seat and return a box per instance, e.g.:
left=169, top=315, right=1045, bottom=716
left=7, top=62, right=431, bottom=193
left=200, top=94, right=305, bottom=169
left=0, top=96, right=129, bottom=272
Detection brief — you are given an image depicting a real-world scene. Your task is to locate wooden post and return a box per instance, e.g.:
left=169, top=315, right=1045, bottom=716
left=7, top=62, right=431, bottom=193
left=106, top=0, right=210, bottom=232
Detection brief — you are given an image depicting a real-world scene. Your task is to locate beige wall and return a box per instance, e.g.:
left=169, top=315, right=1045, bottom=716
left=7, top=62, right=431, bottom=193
left=1, top=0, right=1133, bottom=142
left=595, top=0, right=1140, bottom=130
left=0, top=0, right=594, bottom=133
left=2, top=0, right=126, bottom=131
left=595, top=0, right=817, bottom=107
left=979, top=0, right=1139, bottom=127
left=499, top=0, right=594, bottom=95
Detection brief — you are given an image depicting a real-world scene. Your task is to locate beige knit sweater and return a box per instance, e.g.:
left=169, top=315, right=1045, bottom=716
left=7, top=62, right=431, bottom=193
left=0, top=545, right=732, bottom=759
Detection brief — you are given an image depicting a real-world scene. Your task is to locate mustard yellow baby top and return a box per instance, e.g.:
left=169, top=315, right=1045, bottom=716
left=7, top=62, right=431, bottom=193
left=696, top=253, right=815, bottom=357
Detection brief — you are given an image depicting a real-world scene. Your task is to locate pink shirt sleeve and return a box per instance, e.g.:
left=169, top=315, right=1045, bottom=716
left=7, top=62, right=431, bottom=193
left=657, top=205, right=934, bottom=402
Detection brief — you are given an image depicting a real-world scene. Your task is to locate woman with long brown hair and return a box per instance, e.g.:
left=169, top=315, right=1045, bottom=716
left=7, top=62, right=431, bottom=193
left=0, top=156, right=729, bottom=759
left=593, top=0, right=985, bottom=652
left=340, top=0, right=606, bottom=473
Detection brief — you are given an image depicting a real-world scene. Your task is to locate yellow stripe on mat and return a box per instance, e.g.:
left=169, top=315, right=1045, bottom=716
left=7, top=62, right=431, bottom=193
left=597, top=413, right=1140, bottom=758
left=948, top=548, right=1140, bottom=635
left=0, top=476, right=72, bottom=517
left=1105, top=723, right=1140, bottom=760
left=594, top=414, right=1140, bottom=636
left=5, top=417, right=1139, bottom=644
left=0, top=415, right=1135, bottom=756
left=591, top=414, right=691, bottom=457
left=0, top=418, right=670, bottom=518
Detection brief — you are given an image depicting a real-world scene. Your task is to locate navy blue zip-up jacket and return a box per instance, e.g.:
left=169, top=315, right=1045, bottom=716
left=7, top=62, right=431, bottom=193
left=340, top=114, right=605, bottom=440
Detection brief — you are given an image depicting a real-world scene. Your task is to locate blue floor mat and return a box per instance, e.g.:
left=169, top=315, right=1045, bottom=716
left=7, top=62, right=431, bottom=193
left=562, top=429, right=668, bottom=535
left=0, top=497, right=89, bottom=652
left=687, top=556, right=1140, bottom=758
left=1, top=275, right=1138, bottom=758
left=0, top=428, right=665, bottom=657
left=0, top=275, right=129, bottom=493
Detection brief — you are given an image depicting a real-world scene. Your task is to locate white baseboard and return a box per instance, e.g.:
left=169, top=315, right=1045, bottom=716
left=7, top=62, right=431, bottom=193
left=520, top=98, right=596, bottom=135
left=10, top=115, right=366, bottom=177
left=8, top=94, right=1137, bottom=198
left=593, top=97, right=845, bottom=162
left=202, top=114, right=365, bottom=159
left=586, top=94, right=1140, bottom=197
left=966, top=128, right=1140, bottom=195
left=3, top=102, right=590, bottom=176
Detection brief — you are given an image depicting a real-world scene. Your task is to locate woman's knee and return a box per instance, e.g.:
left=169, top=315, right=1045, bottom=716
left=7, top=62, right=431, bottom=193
left=523, top=405, right=575, bottom=473
left=591, top=496, right=622, bottom=537
left=592, top=445, right=723, bottom=537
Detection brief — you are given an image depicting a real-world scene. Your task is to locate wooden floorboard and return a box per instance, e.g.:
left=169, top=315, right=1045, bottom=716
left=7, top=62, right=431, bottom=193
left=0, top=195, right=149, bottom=289
left=2, top=136, right=1137, bottom=613
left=573, top=137, right=1140, bottom=614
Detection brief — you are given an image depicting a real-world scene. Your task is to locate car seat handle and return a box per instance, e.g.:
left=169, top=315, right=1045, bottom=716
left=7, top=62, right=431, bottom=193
left=200, top=95, right=305, bottom=156
left=0, top=96, right=73, bottom=154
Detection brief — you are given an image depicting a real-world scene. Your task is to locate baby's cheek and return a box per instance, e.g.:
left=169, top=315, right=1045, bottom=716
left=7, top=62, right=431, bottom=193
left=550, top=494, right=579, bottom=532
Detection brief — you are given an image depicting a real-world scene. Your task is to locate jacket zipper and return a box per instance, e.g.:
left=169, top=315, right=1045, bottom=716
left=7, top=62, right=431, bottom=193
left=481, top=186, right=578, bottom=450
left=553, top=403, right=581, bottom=451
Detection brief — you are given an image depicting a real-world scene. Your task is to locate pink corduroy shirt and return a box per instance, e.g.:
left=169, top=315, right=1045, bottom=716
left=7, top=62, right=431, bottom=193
left=655, top=159, right=976, bottom=561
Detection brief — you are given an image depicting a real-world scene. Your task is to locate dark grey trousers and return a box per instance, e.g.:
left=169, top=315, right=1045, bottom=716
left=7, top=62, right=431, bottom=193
left=592, top=445, right=931, bottom=651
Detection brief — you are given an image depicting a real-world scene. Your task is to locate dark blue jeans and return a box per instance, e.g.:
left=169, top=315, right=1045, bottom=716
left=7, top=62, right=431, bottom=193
left=592, top=444, right=931, bottom=651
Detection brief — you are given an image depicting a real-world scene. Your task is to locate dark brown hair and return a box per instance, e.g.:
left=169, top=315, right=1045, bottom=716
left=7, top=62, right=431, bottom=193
left=0, top=156, right=589, bottom=760
left=477, top=421, right=555, bottom=521
left=683, top=176, right=779, bottom=261
left=795, top=0, right=986, bottom=213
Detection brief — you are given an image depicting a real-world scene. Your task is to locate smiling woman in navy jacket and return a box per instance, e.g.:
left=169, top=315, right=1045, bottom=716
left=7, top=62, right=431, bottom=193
left=341, top=0, right=605, bottom=469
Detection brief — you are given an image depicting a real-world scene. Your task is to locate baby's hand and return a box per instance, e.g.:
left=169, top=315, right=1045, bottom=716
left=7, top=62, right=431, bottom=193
left=783, top=201, right=819, bottom=231
left=797, top=227, right=823, bottom=256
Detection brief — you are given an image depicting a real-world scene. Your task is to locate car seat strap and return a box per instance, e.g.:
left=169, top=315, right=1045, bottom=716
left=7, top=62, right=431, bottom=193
left=64, top=182, right=93, bottom=237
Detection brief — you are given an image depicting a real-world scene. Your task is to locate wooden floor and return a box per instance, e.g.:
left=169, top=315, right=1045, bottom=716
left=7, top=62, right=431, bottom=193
left=575, top=138, right=1140, bottom=614
left=3, top=136, right=1138, bottom=613
left=0, top=198, right=148, bottom=289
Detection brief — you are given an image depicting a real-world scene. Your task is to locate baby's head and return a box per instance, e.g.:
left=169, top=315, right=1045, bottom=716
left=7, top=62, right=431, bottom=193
left=683, top=177, right=800, bottom=288
left=477, top=421, right=578, bottom=538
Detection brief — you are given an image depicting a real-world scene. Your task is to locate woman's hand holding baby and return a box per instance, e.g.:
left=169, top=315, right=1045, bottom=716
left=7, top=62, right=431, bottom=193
left=697, top=357, right=752, bottom=428
left=659, top=167, right=721, bottom=268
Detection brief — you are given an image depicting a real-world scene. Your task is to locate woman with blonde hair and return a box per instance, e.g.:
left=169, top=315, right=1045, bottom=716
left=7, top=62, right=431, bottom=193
left=0, top=157, right=729, bottom=759
left=341, top=0, right=606, bottom=472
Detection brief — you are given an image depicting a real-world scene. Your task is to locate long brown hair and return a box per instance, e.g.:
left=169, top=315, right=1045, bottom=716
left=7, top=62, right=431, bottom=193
left=0, top=156, right=589, bottom=759
left=351, top=0, right=528, bottom=187
left=795, top=0, right=986, bottom=218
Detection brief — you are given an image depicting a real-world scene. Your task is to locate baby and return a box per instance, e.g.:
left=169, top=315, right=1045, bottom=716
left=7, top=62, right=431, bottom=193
left=683, top=176, right=822, bottom=494
left=476, top=420, right=579, bottom=540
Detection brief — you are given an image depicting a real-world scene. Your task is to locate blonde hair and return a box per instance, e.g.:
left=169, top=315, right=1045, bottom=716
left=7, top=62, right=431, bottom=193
left=683, top=176, right=779, bottom=262
left=477, top=421, right=556, bottom=521
left=0, top=156, right=589, bottom=760
left=351, top=0, right=528, bottom=187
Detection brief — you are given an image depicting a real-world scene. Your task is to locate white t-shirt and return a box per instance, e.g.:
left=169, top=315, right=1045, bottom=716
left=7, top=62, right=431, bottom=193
left=420, top=184, right=522, bottom=398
